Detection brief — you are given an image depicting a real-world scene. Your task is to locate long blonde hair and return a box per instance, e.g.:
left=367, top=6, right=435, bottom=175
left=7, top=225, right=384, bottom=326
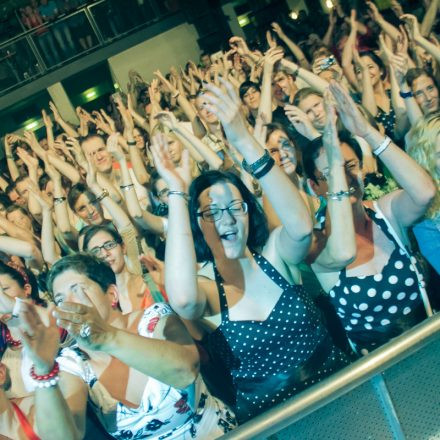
left=406, top=112, right=440, bottom=218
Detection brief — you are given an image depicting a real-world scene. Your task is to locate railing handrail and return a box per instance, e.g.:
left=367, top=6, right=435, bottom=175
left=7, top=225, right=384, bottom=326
left=0, top=1, right=102, bottom=51
left=221, top=312, right=440, bottom=439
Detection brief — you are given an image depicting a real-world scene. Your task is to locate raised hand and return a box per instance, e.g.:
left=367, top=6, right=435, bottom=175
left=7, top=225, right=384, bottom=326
left=43, top=154, right=62, bottom=182
left=53, top=300, right=115, bottom=351
left=115, top=98, right=134, bottom=133
left=202, top=78, right=249, bottom=145
left=322, top=89, right=344, bottom=169
left=229, top=36, right=250, bottom=56
left=367, top=1, right=382, bottom=22
left=92, top=110, right=112, bottom=135
left=16, top=147, right=38, bottom=170
left=19, top=301, right=59, bottom=373
left=264, top=46, right=284, bottom=69
left=150, top=133, right=191, bottom=192
left=266, top=30, right=277, bottom=49
left=328, top=81, right=371, bottom=137
left=85, top=154, right=98, bottom=189
left=389, top=53, right=408, bottom=86
left=106, top=132, right=125, bottom=162
left=284, top=105, right=321, bottom=140
left=271, top=22, right=285, bottom=38
left=139, top=253, right=165, bottom=288
left=42, top=109, right=53, bottom=128
left=155, top=111, right=179, bottom=131
left=29, top=181, right=53, bottom=211
left=401, top=14, right=421, bottom=42
left=49, top=101, right=61, bottom=122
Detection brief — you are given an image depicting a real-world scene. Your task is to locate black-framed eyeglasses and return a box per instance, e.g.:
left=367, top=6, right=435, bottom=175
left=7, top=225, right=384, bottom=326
left=197, top=201, right=248, bottom=222
left=89, top=240, right=119, bottom=256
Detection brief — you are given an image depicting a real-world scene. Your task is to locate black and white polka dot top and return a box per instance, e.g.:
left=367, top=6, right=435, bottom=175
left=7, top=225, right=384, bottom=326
left=328, top=207, right=427, bottom=353
left=205, top=253, right=349, bottom=423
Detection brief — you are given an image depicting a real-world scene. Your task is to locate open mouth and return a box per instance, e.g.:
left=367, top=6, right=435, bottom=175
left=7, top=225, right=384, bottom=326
left=220, top=231, right=238, bottom=242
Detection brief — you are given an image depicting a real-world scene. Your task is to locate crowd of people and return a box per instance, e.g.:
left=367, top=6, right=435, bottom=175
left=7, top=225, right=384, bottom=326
left=1, top=0, right=439, bottom=438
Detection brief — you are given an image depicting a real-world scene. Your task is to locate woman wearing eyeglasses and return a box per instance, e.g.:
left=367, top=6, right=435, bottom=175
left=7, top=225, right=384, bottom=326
left=151, top=79, right=350, bottom=423
left=82, top=225, right=166, bottom=314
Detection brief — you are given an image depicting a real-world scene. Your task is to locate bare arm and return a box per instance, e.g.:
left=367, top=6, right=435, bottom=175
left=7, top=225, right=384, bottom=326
left=258, top=47, right=284, bottom=124
left=205, top=79, right=313, bottom=264
left=280, top=59, right=329, bottom=94
left=311, top=95, right=356, bottom=272
left=49, top=101, right=79, bottom=138
left=271, top=22, right=310, bottom=69
left=367, top=1, right=401, bottom=41
left=4, top=135, right=20, bottom=181
left=55, top=302, right=200, bottom=389
left=420, top=0, right=439, bottom=37
left=341, top=10, right=361, bottom=90
left=330, top=81, right=436, bottom=228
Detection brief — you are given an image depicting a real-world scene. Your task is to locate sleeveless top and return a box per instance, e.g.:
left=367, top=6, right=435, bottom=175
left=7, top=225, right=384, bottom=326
left=204, top=254, right=349, bottom=423
left=328, top=207, right=427, bottom=354
left=57, top=303, right=236, bottom=439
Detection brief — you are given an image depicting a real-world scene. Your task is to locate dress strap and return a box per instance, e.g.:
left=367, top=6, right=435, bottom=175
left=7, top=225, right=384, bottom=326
left=12, top=402, right=41, bottom=440
left=253, top=253, right=292, bottom=291
left=213, top=266, right=230, bottom=320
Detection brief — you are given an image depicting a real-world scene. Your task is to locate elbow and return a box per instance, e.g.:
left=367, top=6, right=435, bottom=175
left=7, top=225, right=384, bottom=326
left=415, top=179, right=436, bottom=208
left=334, top=247, right=357, bottom=268
left=169, top=297, right=203, bottom=321
left=175, top=357, right=200, bottom=389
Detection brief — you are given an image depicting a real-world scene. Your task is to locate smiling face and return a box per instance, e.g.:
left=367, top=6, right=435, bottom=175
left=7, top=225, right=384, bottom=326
left=298, top=94, right=326, bottom=131
left=133, top=128, right=145, bottom=151
left=314, top=142, right=364, bottom=202
left=86, top=230, right=125, bottom=274
left=197, top=181, right=249, bottom=260
left=412, top=74, right=439, bottom=115
left=272, top=71, right=297, bottom=103
left=82, top=136, right=113, bottom=173
left=196, top=93, right=218, bottom=125
left=7, top=208, right=32, bottom=231
left=51, top=270, right=112, bottom=321
left=266, top=129, right=297, bottom=176
left=357, top=55, right=382, bottom=87
left=242, top=87, right=261, bottom=111
left=73, top=193, right=104, bottom=225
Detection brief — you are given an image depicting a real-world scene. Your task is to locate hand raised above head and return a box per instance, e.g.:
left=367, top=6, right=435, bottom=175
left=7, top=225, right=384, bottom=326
left=328, top=81, right=371, bottom=138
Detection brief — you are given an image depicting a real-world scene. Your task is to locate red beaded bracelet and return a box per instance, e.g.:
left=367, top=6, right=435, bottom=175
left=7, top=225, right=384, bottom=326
left=30, top=362, right=60, bottom=381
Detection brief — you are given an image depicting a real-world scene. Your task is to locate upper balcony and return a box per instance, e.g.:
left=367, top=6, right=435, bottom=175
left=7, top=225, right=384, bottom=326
left=0, top=0, right=185, bottom=99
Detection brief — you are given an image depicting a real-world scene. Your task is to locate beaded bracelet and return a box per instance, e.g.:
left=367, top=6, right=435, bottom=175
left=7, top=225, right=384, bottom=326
left=30, top=362, right=60, bottom=388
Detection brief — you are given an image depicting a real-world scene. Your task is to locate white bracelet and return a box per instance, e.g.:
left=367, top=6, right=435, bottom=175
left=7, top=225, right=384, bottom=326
left=32, top=375, right=60, bottom=388
left=373, top=136, right=391, bottom=156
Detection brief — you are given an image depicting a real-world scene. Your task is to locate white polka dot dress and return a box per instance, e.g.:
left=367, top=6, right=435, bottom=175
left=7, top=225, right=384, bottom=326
left=205, top=254, right=349, bottom=423
left=328, top=208, right=427, bottom=353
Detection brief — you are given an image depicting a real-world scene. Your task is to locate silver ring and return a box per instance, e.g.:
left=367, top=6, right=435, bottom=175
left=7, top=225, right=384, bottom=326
left=79, top=323, right=91, bottom=339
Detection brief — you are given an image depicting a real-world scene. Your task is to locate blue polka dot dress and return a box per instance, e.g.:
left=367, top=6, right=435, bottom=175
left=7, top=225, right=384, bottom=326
left=204, top=254, right=349, bottom=423
left=328, top=207, right=427, bottom=353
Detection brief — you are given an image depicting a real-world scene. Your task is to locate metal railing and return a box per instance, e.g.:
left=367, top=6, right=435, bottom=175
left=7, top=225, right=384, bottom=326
left=221, top=312, right=440, bottom=439
left=0, top=0, right=174, bottom=96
